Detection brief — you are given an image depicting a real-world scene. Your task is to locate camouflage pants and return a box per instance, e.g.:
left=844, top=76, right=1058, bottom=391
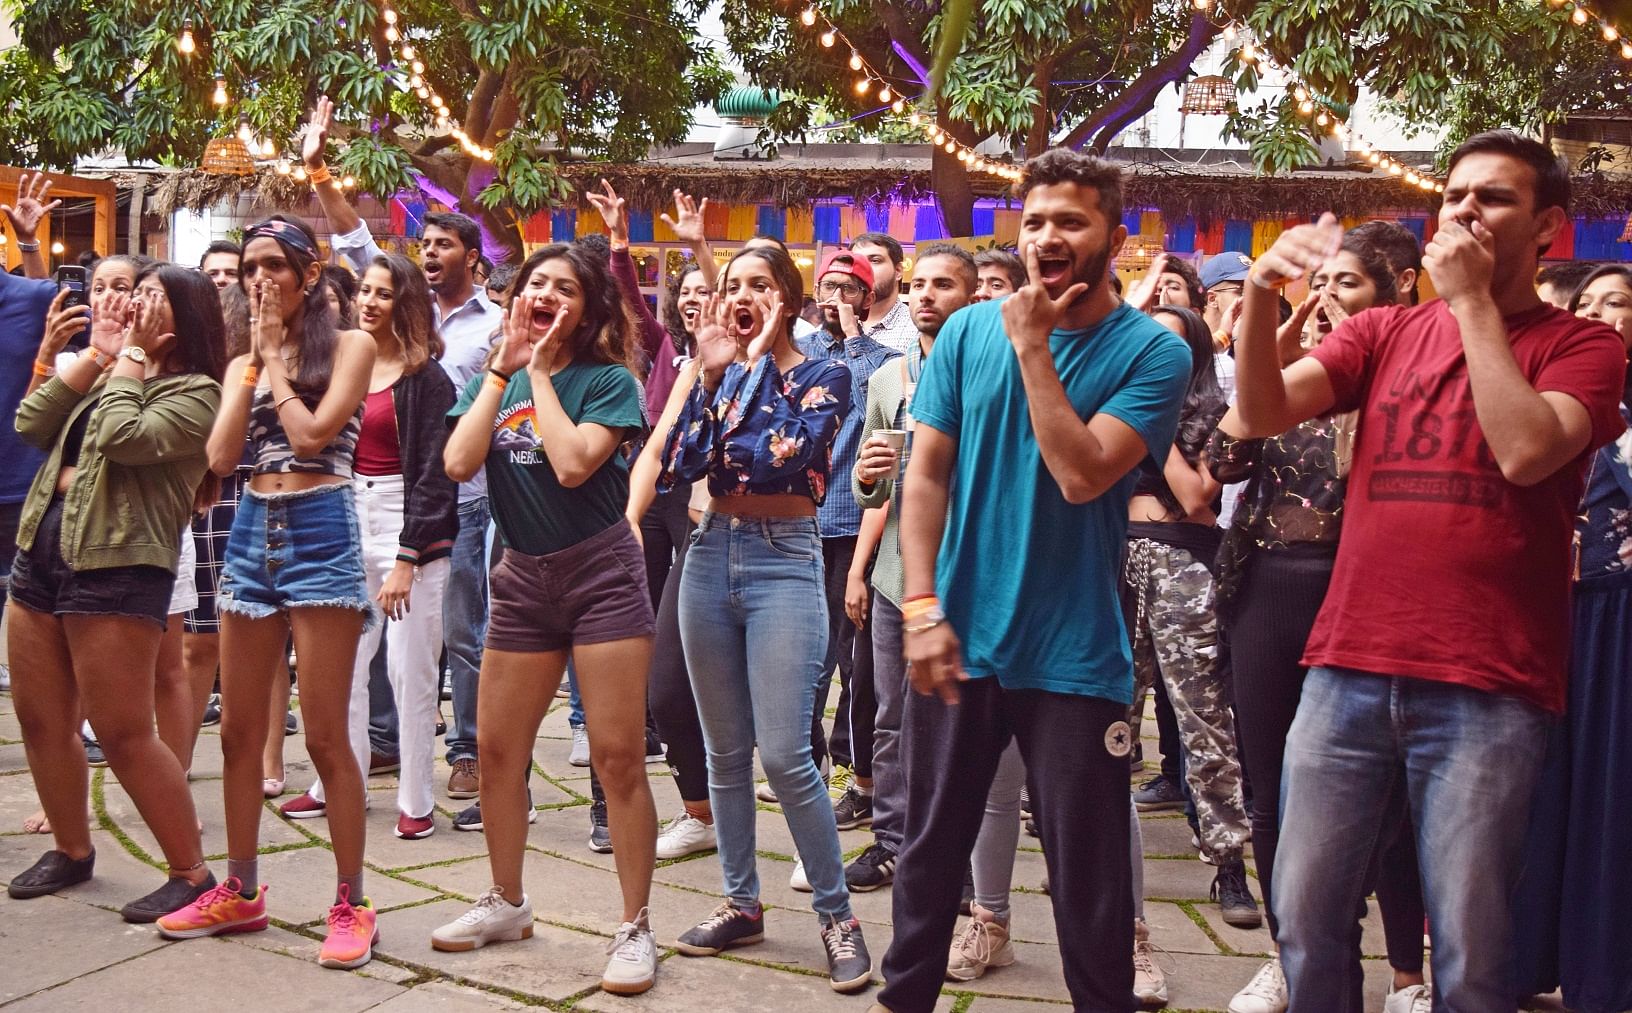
left=1124, top=537, right=1249, bottom=863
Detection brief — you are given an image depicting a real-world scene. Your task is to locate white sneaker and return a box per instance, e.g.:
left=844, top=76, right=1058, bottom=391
left=431, top=886, right=534, bottom=952
left=601, top=906, right=657, bottom=995
left=569, top=725, right=590, bottom=767
left=789, top=858, right=812, bottom=893
left=1384, top=984, right=1432, bottom=1013
left=1132, top=919, right=1168, bottom=1007
left=1228, top=957, right=1288, bottom=1013
left=656, top=812, right=717, bottom=860
left=944, top=910, right=1015, bottom=982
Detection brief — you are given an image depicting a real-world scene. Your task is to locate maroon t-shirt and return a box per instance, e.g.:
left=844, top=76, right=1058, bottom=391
left=1305, top=299, right=1627, bottom=712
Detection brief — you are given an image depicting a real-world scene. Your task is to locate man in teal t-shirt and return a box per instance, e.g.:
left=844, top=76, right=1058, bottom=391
left=876, top=149, right=1189, bottom=1013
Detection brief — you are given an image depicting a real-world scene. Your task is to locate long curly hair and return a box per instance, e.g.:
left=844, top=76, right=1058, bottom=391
left=509, top=243, right=635, bottom=369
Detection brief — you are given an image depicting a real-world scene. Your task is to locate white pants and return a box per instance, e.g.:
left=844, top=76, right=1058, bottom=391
left=311, top=474, right=449, bottom=818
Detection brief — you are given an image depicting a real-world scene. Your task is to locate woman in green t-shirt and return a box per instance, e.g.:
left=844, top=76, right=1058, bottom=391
left=437, top=243, right=660, bottom=995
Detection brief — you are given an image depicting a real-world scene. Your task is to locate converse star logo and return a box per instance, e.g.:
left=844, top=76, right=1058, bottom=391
left=1105, top=721, right=1132, bottom=758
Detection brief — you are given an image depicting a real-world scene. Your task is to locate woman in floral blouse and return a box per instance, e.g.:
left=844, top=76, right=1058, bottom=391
left=659, top=246, right=874, bottom=993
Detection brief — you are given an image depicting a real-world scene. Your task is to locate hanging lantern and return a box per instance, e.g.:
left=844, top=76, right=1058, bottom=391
left=1116, top=238, right=1161, bottom=272
left=1180, top=75, right=1236, bottom=115
left=201, top=135, right=257, bottom=175
left=1620, top=211, right=1632, bottom=244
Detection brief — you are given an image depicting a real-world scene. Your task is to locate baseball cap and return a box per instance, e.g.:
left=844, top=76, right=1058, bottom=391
left=1199, top=252, right=1253, bottom=290
left=817, top=249, right=875, bottom=292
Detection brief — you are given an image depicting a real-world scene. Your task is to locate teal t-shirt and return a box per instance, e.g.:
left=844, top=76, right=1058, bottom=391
left=449, top=362, right=646, bottom=555
left=909, top=299, right=1190, bottom=704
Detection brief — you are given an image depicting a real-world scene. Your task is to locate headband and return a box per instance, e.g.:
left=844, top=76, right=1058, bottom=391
left=243, top=219, right=318, bottom=259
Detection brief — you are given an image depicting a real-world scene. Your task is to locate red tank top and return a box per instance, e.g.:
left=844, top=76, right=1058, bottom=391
left=353, top=387, right=402, bottom=477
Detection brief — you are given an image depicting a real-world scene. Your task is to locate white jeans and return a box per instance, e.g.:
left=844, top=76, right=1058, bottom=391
left=311, top=474, right=449, bottom=818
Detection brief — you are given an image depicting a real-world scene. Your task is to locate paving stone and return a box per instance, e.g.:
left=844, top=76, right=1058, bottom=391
left=1137, top=812, right=1202, bottom=857
left=0, top=893, right=168, bottom=1003
left=371, top=980, right=534, bottom=1010
left=2, top=932, right=406, bottom=1012
left=963, top=998, right=1073, bottom=1011
left=0, top=740, right=30, bottom=774
left=184, top=728, right=225, bottom=779
left=1141, top=898, right=1222, bottom=955
left=368, top=897, right=617, bottom=1002
left=101, top=774, right=309, bottom=862
left=249, top=845, right=442, bottom=926
left=1142, top=855, right=1224, bottom=902
left=0, top=769, right=56, bottom=832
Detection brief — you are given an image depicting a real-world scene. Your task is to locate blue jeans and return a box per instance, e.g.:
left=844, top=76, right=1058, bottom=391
left=1274, top=666, right=1550, bottom=1012
left=567, top=661, right=584, bottom=728
left=678, top=513, right=852, bottom=921
left=443, top=497, right=490, bottom=763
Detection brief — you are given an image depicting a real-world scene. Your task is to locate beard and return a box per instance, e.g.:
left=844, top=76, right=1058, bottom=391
left=1073, top=244, right=1113, bottom=299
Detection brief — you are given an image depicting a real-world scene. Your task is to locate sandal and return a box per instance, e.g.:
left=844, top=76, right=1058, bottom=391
left=262, top=778, right=286, bottom=799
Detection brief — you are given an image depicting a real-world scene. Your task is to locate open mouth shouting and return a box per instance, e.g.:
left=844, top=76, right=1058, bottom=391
left=1034, top=251, right=1072, bottom=287
left=531, top=302, right=559, bottom=332
left=732, top=305, right=759, bottom=339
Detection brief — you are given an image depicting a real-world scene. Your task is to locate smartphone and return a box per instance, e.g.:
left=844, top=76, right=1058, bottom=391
left=54, top=265, right=90, bottom=350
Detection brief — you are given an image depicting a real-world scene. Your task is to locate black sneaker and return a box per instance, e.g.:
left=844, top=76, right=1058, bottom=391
left=200, top=695, right=221, bottom=727
left=454, top=795, right=538, bottom=833
left=844, top=842, right=896, bottom=892
left=820, top=915, right=872, bottom=993
left=676, top=902, right=765, bottom=955
left=8, top=849, right=95, bottom=899
left=1133, top=773, right=1185, bottom=812
left=120, top=872, right=218, bottom=923
left=1024, top=816, right=1040, bottom=838
left=83, top=735, right=107, bottom=768
left=1212, top=859, right=1262, bottom=929
left=644, top=728, right=666, bottom=764
left=588, top=799, right=612, bottom=853
left=832, top=787, right=873, bottom=830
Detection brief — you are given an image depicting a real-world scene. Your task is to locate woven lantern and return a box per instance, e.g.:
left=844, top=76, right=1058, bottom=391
left=1181, top=75, right=1236, bottom=116
left=1117, top=238, right=1160, bottom=272
left=1621, top=211, right=1632, bottom=244
left=201, top=136, right=256, bottom=176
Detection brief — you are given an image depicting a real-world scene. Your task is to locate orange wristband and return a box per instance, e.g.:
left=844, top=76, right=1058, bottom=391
left=32, top=359, right=54, bottom=378
left=81, top=346, right=111, bottom=369
left=308, top=164, right=333, bottom=186
left=241, top=364, right=259, bottom=387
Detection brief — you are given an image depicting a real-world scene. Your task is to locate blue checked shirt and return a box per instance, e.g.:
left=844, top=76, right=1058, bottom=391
left=797, top=327, right=901, bottom=537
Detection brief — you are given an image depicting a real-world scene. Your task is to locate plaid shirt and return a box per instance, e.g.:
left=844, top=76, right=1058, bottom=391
left=797, top=327, right=901, bottom=537
left=862, top=299, right=920, bottom=354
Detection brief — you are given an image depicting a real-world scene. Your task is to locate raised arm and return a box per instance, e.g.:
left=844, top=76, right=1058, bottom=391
left=590, top=179, right=670, bottom=371
left=1234, top=215, right=1342, bottom=438
left=2, top=172, right=60, bottom=280
left=660, top=189, right=719, bottom=291
left=1427, top=219, right=1596, bottom=487
left=301, top=96, right=380, bottom=272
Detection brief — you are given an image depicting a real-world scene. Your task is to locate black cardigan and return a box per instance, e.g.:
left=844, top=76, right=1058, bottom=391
left=390, top=364, right=460, bottom=565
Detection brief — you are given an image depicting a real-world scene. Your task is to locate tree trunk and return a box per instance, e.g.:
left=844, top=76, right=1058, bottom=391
left=1026, top=58, right=1056, bottom=157
left=406, top=152, right=526, bottom=263
left=931, top=144, right=976, bottom=238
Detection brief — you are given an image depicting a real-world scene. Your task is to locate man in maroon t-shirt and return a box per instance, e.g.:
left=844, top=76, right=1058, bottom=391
left=1231, top=131, right=1627, bottom=1010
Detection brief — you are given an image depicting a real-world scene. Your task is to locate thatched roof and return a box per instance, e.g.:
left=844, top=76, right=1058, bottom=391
left=102, top=149, right=1632, bottom=224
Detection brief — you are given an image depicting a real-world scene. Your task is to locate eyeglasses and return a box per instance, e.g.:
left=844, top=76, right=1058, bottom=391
left=1206, top=285, right=1244, bottom=302
left=817, top=280, right=862, bottom=298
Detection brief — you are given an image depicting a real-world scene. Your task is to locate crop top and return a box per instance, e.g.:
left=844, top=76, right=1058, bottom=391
left=660, top=354, right=851, bottom=504
left=59, top=394, right=101, bottom=469
left=353, top=387, right=402, bottom=477
left=248, top=386, right=363, bottom=477
left=1130, top=394, right=1228, bottom=520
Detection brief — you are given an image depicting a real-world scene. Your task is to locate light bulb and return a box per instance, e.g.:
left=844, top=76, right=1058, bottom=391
left=908, top=112, right=922, bottom=126
left=1604, top=24, right=1619, bottom=40
left=820, top=30, right=835, bottom=47
left=412, top=60, right=425, bottom=74
left=178, top=21, right=196, bottom=55
left=237, top=120, right=253, bottom=143
left=943, top=140, right=956, bottom=153
left=878, top=87, right=891, bottom=102
left=400, top=44, right=415, bottom=59
left=1315, top=112, right=1329, bottom=126
left=293, top=166, right=307, bottom=181
left=1572, top=7, right=1588, bottom=24
left=410, top=74, right=423, bottom=87
left=384, top=26, right=399, bottom=41
left=213, top=79, right=228, bottom=105
left=1294, top=85, right=1309, bottom=101
left=849, top=50, right=863, bottom=71
left=1223, top=24, right=1236, bottom=40
left=275, top=159, right=292, bottom=175
left=1622, top=41, right=1632, bottom=58
left=383, top=7, right=398, bottom=23
left=891, top=99, right=904, bottom=113
left=855, top=78, right=871, bottom=95
left=260, top=137, right=276, bottom=157
left=800, top=7, right=816, bottom=26
left=1299, top=100, right=1314, bottom=114
left=342, top=175, right=356, bottom=189
left=50, top=240, right=65, bottom=255
left=417, top=86, right=430, bottom=98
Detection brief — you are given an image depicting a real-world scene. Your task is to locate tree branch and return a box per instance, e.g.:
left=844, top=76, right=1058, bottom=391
left=464, top=68, right=504, bottom=143
left=1059, top=12, right=1220, bottom=152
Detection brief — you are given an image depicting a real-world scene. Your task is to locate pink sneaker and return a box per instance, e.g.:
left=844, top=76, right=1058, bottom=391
left=156, top=877, right=269, bottom=939
left=279, top=793, right=326, bottom=819
left=318, top=884, right=378, bottom=969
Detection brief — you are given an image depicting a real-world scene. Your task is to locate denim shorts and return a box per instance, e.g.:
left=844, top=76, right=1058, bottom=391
left=487, top=519, right=654, bottom=653
left=218, top=482, right=376, bottom=630
left=9, top=498, right=175, bottom=628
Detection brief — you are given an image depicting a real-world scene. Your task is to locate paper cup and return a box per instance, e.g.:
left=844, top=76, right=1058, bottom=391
left=876, top=428, right=907, bottom=478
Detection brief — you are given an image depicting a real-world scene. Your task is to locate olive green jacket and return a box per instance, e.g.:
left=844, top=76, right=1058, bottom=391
left=15, top=372, right=221, bottom=572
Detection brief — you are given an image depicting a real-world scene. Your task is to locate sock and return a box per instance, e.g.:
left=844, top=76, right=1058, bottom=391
left=337, top=871, right=364, bottom=905
left=227, top=858, right=258, bottom=898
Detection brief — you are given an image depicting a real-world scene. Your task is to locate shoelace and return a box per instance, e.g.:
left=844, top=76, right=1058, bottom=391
left=697, top=903, right=746, bottom=932
left=191, top=878, right=245, bottom=913
left=607, top=922, right=653, bottom=961
left=823, top=918, right=860, bottom=962
left=952, top=920, right=994, bottom=964
left=1242, top=960, right=1285, bottom=997
left=328, top=885, right=361, bottom=933
left=458, top=887, right=512, bottom=924
left=1132, top=940, right=1159, bottom=976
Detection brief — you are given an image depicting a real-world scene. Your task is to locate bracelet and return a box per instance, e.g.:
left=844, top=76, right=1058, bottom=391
left=16, top=240, right=40, bottom=252
left=901, top=595, right=940, bottom=621
left=240, top=364, right=259, bottom=387
left=903, top=618, right=944, bottom=635
left=81, top=346, right=111, bottom=369
left=487, top=367, right=512, bottom=386
left=308, top=164, right=333, bottom=185
left=273, top=393, right=302, bottom=412
left=32, top=359, right=54, bottom=378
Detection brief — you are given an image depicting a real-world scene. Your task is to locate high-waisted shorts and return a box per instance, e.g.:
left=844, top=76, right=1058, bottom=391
left=486, top=520, right=654, bottom=654
left=9, top=498, right=175, bottom=628
left=218, top=482, right=376, bottom=630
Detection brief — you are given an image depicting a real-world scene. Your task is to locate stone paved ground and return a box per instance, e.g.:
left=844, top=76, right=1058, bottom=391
left=0, top=677, right=1531, bottom=1013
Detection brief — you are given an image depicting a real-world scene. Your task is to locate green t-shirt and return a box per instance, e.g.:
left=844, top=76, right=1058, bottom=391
left=449, top=362, right=646, bottom=555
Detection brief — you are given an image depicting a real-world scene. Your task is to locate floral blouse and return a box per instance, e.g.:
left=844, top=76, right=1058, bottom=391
left=1577, top=401, right=1632, bottom=580
left=1206, top=413, right=1350, bottom=616
left=660, top=355, right=852, bottom=504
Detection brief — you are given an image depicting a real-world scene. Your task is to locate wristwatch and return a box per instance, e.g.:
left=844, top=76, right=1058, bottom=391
left=119, top=346, right=148, bottom=364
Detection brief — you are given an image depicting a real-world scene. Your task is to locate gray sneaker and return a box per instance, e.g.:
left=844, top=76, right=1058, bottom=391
left=1132, top=773, right=1185, bottom=812
left=676, top=902, right=765, bottom=956
left=588, top=799, right=612, bottom=853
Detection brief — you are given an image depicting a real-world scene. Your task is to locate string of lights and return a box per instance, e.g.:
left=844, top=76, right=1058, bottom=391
left=1546, top=0, right=1632, bottom=60
left=379, top=4, right=494, bottom=162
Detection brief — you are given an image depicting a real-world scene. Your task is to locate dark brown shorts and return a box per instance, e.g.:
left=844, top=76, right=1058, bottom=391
left=486, top=520, right=655, bottom=654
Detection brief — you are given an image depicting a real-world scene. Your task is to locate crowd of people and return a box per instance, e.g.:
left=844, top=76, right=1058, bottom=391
left=0, top=110, right=1628, bottom=1013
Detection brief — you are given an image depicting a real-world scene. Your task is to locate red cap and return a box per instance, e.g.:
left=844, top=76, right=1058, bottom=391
left=816, top=249, right=875, bottom=292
